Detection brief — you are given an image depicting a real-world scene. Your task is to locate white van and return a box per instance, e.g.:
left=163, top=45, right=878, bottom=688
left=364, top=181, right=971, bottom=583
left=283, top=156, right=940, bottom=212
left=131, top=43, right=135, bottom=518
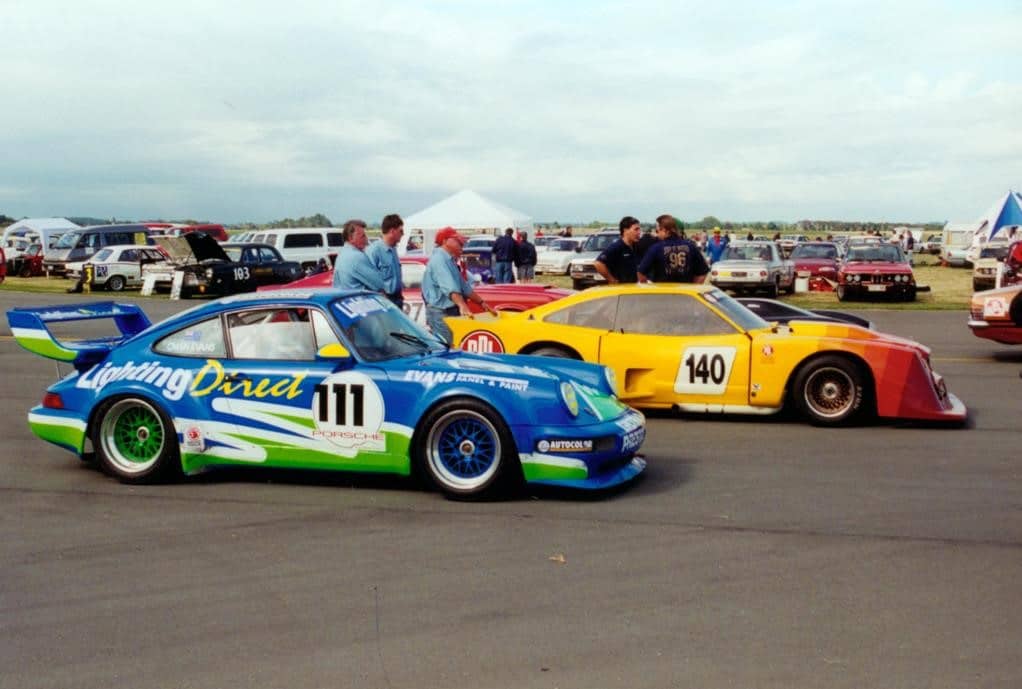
left=246, top=227, right=344, bottom=273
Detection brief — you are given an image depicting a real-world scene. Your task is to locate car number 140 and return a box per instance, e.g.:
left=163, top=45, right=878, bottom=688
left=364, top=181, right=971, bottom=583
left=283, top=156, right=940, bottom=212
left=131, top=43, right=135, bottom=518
left=674, top=346, right=736, bottom=395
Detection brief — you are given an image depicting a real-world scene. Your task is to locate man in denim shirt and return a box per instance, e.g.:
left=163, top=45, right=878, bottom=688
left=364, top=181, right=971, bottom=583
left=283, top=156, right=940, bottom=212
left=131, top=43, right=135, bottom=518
left=333, top=219, right=385, bottom=293
left=422, top=227, right=497, bottom=344
left=366, top=213, right=404, bottom=307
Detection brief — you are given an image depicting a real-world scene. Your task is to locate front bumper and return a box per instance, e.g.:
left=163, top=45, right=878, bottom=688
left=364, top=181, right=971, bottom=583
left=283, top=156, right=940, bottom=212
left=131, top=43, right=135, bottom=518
left=516, top=409, right=647, bottom=489
left=569, top=266, right=606, bottom=287
left=839, top=280, right=915, bottom=297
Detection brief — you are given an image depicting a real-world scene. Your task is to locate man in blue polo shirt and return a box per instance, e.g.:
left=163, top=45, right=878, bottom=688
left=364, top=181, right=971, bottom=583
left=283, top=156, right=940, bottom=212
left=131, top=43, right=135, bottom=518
left=333, top=219, right=385, bottom=293
left=366, top=213, right=404, bottom=307
left=422, top=227, right=497, bottom=344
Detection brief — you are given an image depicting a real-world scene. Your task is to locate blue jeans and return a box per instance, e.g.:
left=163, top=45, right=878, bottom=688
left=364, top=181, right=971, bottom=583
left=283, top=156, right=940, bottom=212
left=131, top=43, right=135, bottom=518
left=493, top=261, right=514, bottom=284
left=426, top=306, right=457, bottom=345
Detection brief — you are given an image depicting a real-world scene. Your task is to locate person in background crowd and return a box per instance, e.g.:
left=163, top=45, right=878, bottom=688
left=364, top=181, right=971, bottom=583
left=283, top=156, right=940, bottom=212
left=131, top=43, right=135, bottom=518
left=333, top=219, right=385, bottom=293
left=535, top=227, right=544, bottom=238
left=559, top=225, right=573, bottom=238
left=903, top=231, right=915, bottom=265
left=635, top=225, right=658, bottom=263
left=492, top=227, right=518, bottom=284
left=705, top=226, right=730, bottom=264
left=422, top=227, right=497, bottom=344
left=746, top=231, right=755, bottom=240
left=594, top=216, right=642, bottom=285
left=637, top=214, right=709, bottom=284
left=515, top=231, right=537, bottom=283
left=366, top=213, right=404, bottom=307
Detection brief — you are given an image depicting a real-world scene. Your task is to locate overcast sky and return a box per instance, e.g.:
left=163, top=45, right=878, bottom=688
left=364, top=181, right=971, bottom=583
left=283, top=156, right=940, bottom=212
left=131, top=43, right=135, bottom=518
left=3, top=0, right=1020, bottom=225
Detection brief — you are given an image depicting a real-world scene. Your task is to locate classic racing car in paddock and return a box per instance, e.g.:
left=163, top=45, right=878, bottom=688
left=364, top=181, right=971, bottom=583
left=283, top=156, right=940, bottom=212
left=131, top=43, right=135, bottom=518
left=446, top=284, right=966, bottom=426
left=968, top=284, right=1022, bottom=345
left=6, top=292, right=645, bottom=499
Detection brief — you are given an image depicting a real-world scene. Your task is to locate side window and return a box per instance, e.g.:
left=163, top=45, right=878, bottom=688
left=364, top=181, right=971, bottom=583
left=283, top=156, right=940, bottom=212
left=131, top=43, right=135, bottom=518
left=227, top=308, right=318, bottom=360
left=311, top=309, right=340, bottom=349
left=241, top=248, right=256, bottom=263
left=154, top=317, right=227, bottom=358
left=259, top=247, right=278, bottom=262
left=544, top=296, right=618, bottom=330
left=252, top=234, right=265, bottom=244
left=614, top=294, right=736, bottom=336
left=263, top=233, right=278, bottom=247
left=283, top=233, right=323, bottom=248
left=327, top=232, right=344, bottom=248
left=121, top=249, right=139, bottom=262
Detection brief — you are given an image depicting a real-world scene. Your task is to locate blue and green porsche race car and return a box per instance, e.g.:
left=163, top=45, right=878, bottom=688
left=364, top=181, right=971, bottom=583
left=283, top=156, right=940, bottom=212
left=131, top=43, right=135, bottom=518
left=7, top=291, right=646, bottom=499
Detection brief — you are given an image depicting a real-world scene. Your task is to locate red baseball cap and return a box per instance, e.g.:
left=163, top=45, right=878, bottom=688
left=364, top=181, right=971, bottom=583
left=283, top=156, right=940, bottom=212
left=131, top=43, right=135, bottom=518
left=435, top=227, right=468, bottom=245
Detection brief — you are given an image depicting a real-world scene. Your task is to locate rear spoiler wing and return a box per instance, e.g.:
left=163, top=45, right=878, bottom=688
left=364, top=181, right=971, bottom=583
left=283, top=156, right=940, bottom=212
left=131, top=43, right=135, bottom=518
left=7, top=302, right=151, bottom=369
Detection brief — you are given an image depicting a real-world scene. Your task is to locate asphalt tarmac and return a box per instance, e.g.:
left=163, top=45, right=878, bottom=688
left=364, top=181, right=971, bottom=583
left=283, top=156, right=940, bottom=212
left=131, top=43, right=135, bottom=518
left=1, top=292, right=1019, bottom=689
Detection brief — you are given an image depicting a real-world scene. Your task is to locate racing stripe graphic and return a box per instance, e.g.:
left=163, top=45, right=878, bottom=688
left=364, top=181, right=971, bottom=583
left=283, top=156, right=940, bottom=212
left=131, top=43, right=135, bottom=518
left=518, top=453, right=588, bottom=481
left=11, top=327, right=77, bottom=362
left=175, top=398, right=414, bottom=475
left=28, top=411, right=87, bottom=453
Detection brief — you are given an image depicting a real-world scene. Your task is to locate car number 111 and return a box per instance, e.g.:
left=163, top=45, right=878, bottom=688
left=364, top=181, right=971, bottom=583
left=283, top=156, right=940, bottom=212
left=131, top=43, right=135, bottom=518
left=674, top=346, right=737, bottom=395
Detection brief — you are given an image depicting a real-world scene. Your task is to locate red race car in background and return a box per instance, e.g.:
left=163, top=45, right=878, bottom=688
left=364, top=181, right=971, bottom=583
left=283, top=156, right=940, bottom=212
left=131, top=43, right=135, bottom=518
left=259, top=256, right=573, bottom=324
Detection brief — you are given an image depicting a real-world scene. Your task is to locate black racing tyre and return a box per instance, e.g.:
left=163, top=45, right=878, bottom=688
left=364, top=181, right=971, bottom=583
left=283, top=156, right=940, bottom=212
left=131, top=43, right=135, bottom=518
left=767, top=278, right=779, bottom=298
left=836, top=285, right=848, bottom=302
left=571, top=279, right=585, bottom=290
left=19, top=265, right=33, bottom=278
left=106, top=274, right=126, bottom=292
left=92, top=396, right=181, bottom=483
left=904, top=287, right=917, bottom=302
left=792, top=355, right=869, bottom=426
left=529, top=346, right=579, bottom=359
left=415, top=398, right=520, bottom=500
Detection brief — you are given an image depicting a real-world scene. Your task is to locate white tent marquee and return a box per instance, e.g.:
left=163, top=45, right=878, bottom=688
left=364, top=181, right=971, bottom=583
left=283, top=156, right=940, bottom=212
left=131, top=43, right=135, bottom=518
left=2, top=217, right=80, bottom=249
left=401, top=189, right=532, bottom=254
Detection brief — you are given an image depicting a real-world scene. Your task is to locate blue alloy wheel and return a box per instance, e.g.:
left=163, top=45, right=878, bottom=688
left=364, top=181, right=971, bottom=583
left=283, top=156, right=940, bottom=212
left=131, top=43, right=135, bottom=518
left=419, top=399, right=516, bottom=499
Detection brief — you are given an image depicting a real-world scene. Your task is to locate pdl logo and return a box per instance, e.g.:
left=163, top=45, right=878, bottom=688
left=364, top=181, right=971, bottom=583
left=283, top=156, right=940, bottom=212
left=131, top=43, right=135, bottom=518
left=461, top=331, right=504, bottom=354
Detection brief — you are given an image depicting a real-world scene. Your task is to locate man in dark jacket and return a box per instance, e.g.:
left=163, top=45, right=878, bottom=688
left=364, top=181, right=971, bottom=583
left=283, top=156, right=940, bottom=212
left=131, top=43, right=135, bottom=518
left=492, top=228, right=517, bottom=284
left=515, top=231, right=538, bottom=283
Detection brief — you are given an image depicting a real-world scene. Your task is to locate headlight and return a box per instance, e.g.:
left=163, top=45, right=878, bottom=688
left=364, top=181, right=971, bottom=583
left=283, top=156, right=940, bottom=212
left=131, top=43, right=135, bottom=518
left=604, top=367, right=619, bottom=397
left=560, top=381, right=579, bottom=417
left=205, top=268, right=214, bottom=278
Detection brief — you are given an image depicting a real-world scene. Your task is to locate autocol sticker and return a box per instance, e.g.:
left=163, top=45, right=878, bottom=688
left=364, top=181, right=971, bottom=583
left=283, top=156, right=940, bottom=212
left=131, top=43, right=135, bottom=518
left=674, top=346, right=737, bottom=395
left=459, top=330, right=505, bottom=354
left=537, top=439, right=593, bottom=453
left=311, top=371, right=386, bottom=450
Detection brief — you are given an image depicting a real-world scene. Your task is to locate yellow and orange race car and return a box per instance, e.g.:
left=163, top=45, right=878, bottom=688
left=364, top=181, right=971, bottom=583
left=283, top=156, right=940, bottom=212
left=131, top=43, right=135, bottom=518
left=446, top=284, right=966, bottom=426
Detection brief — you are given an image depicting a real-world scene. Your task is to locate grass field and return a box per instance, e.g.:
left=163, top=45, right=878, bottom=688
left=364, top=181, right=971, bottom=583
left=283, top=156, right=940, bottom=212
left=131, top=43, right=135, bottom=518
left=1, top=252, right=974, bottom=309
